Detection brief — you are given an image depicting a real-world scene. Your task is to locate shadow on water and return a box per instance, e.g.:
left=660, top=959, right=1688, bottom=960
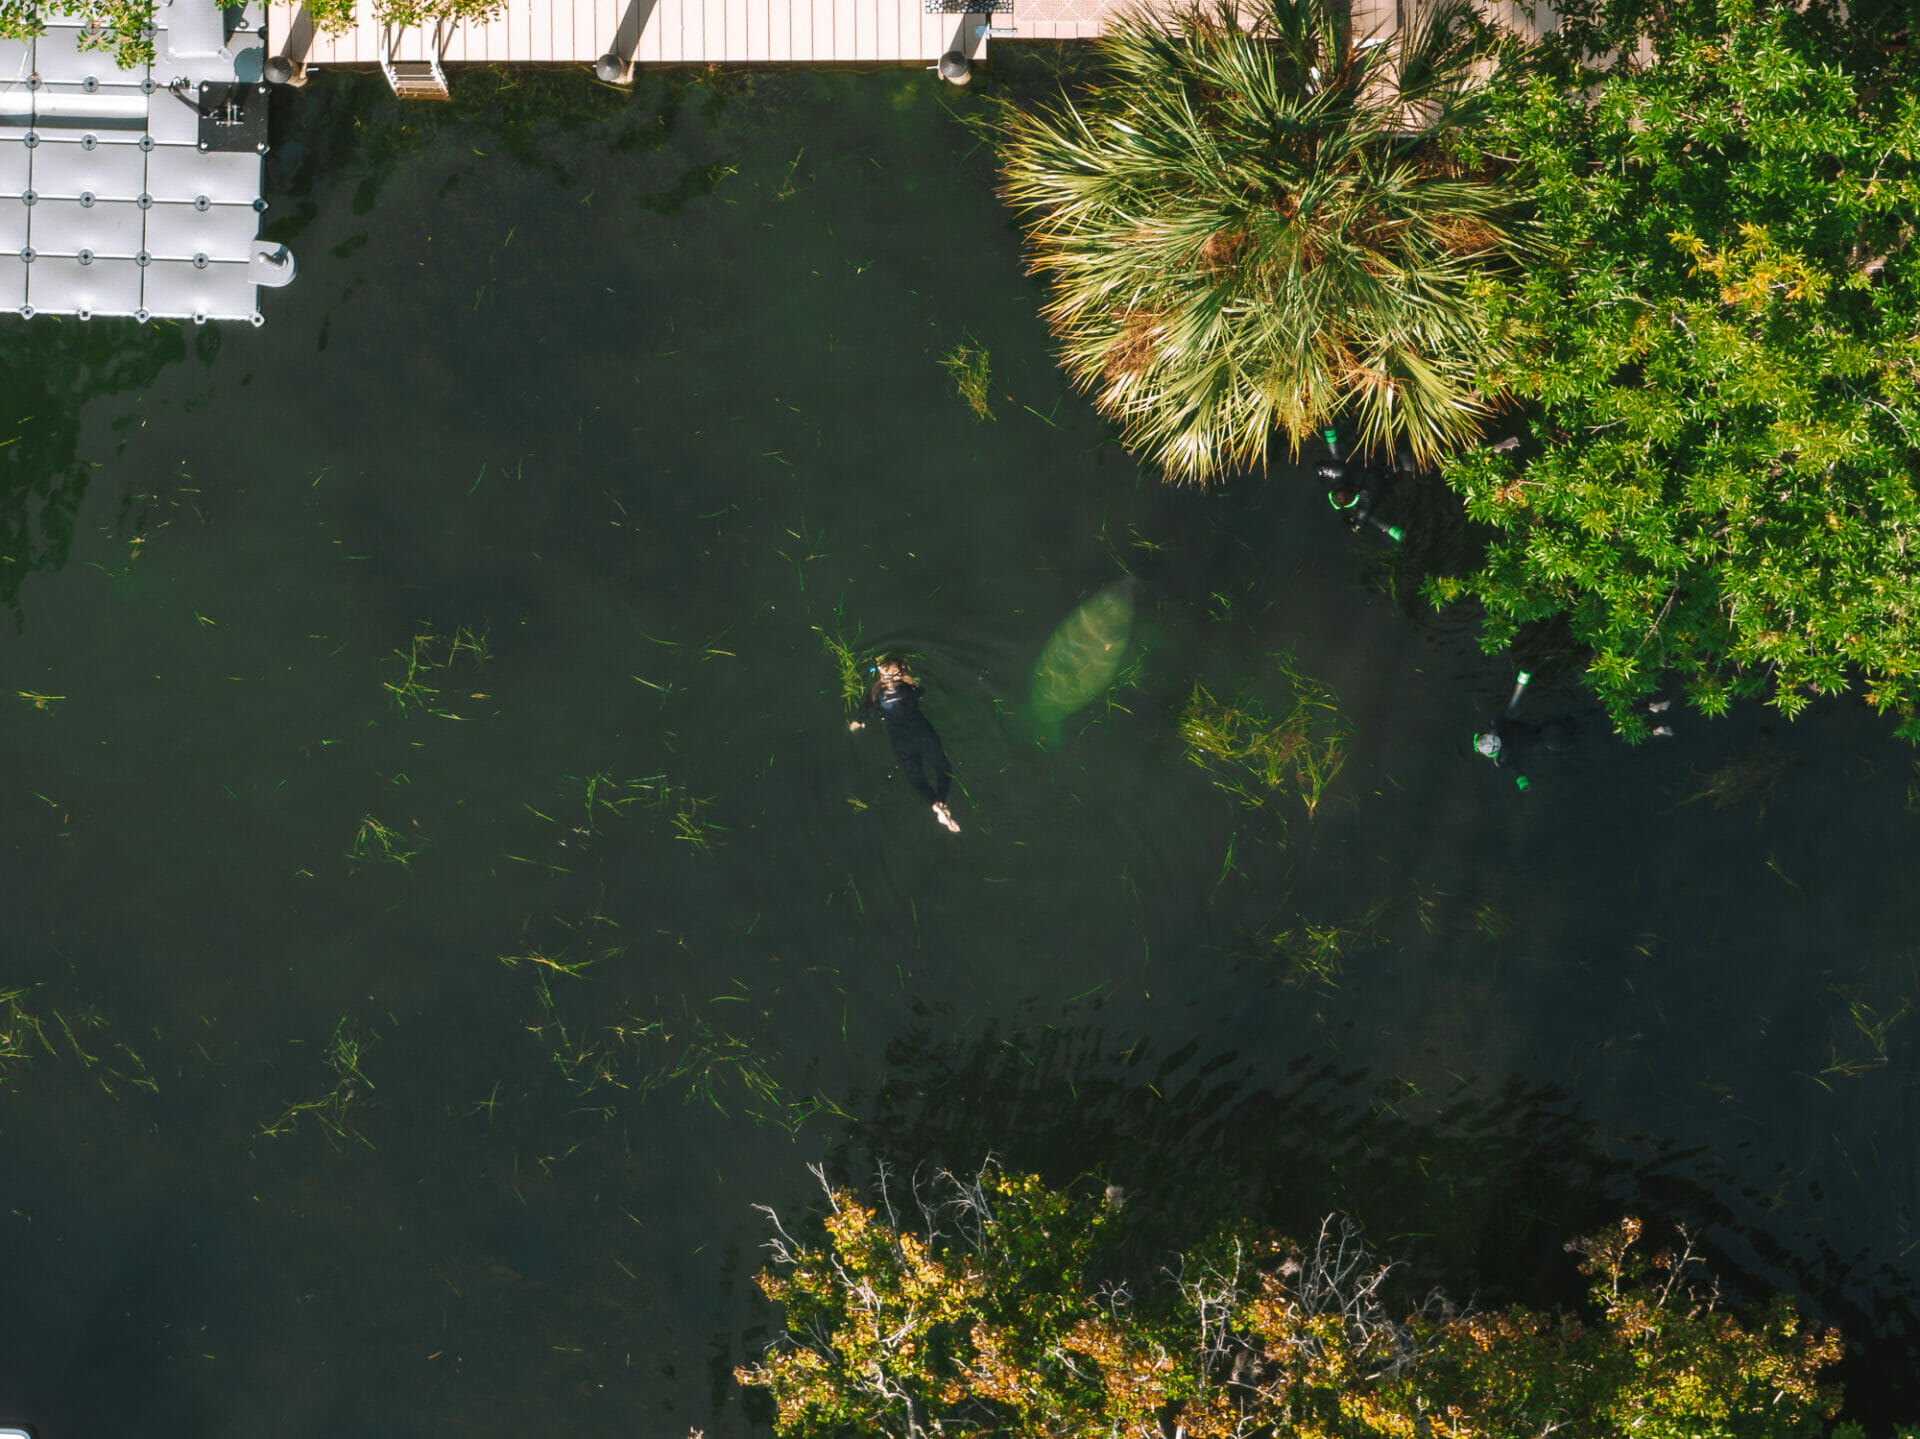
left=0, top=323, right=186, bottom=623
left=262, top=65, right=747, bottom=251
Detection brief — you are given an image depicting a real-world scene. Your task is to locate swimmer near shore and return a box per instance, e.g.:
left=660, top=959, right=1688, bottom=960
left=848, top=656, right=961, bottom=833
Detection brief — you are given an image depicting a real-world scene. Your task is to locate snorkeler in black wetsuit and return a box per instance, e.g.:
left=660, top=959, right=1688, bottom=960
left=1473, top=691, right=1672, bottom=791
left=849, top=657, right=961, bottom=833
left=1474, top=716, right=1578, bottom=789
left=1318, top=429, right=1404, bottom=543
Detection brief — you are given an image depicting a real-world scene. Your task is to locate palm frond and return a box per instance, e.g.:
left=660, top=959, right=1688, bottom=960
left=997, top=0, right=1529, bottom=482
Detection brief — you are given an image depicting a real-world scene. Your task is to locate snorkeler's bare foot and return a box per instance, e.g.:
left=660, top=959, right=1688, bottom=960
left=932, top=803, right=960, bottom=834
left=848, top=720, right=864, bottom=732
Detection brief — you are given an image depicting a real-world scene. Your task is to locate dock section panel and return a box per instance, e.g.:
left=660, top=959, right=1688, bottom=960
left=1, top=5, right=291, bottom=325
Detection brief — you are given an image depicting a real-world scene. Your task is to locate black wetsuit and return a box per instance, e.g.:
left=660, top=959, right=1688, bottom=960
left=1329, top=482, right=1376, bottom=532
left=1321, top=456, right=1397, bottom=539
left=858, top=677, right=954, bottom=806
left=1488, top=716, right=1577, bottom=774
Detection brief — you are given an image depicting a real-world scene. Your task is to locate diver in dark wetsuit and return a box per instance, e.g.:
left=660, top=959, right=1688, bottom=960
left=1473, top=670, right=1673, bottom=790
left=849, top=656, right=961, bottom=833
left=1474, top=716, right=1577, bottom=789
left=1318, top=429, right=1404, bottom=543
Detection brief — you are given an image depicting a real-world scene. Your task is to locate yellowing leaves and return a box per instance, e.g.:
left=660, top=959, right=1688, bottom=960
left=1670, top=223, right=1831, bottom=310
left=741, top=1174, right=1843, bottom=1439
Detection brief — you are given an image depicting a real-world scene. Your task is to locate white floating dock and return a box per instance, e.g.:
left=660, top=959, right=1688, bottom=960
left=0, top=0, right=296, bottom=323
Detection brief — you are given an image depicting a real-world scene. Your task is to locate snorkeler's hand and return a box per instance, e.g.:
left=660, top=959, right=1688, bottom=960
left=848, top=720, right=864, bottom=732
left=932, top=803, right=960, bottom=834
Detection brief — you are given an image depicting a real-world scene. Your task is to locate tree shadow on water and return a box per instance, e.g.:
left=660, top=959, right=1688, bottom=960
left=0, top=322, right=186, bottom=624
left=262, top=65, right=735, bottom=243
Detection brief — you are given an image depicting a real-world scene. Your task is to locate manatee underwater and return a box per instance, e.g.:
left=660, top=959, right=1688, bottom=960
left=1026, top=577, right=1137, bottom=748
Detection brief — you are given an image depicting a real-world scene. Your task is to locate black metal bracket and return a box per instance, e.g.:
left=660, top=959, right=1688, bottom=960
left=197, top=81, right=269, bottom=154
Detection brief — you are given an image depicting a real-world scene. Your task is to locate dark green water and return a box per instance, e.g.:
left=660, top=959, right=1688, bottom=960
left=0, top=61, right=1914, bottom=1438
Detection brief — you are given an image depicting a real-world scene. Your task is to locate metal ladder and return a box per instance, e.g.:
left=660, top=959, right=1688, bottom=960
left=380, top=21, right=452, bottom=100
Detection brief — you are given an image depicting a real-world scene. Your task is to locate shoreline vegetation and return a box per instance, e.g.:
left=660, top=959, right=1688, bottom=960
left=989, top=0, right=1920, bottom=744
left=738, top=1163, right=1854, bottom=1439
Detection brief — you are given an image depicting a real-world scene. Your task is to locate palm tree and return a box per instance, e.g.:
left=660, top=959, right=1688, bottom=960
left=998, top=0, right=1527, bottom=483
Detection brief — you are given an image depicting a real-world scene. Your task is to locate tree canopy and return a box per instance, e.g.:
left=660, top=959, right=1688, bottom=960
left=997, top=0, right=1532, bottom=482
left=737, top=1164, right=1844, bottom=1439
left=1431, top=0, right=1920, bottom=738
left=0, top=0, right=509, bottom=53
left=0, top=0, right=162, bottom=67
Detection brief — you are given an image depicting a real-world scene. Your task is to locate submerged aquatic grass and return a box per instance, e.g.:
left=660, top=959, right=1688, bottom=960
left=0, top=987, right=158, bottom=1094
left=1412, top=887, right=1510, bottom=942
left=1819, top=986, right=1910, bottom=1081
left=668, top=793, right=720, bottom=851
left=774, top=518, right=829, bottom=593
left=939, top=334, right=995, bottom=421
left=500, top=948, right=598, bottom=979
left=1243, top=900, right=1388, bottom=986
left=508, top=932, right=840, bottom=1132
left=0, top=988, right=46, bottom=1076
left=1675, top=741, right=1794, bottom=818
left=551, top=768, right=723, bottom=851
left=382, top=623, right=490, bottom=718
left=348, top=814, right=424, bottom=868
left=631, top=1009, right=785, bottom=1117
left=259, top=1016, right=376, bottom=1147
left=570, top=768, right=671, bottom=831
left=566, top=1002, right=835, bottom=1131
left=815, top=610, right=870, bottom=708
left=1182, top=653, right=1348, bottom=819
left=1098, top=646, right=1144, bottom=722
left=513, top=771, right=723, bottom=873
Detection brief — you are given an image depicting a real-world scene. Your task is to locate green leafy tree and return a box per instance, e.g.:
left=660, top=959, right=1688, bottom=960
left=737, top=1163, right=1844, bottom=1439
left=292, top=0, right=508, bottom=35
left=1431, top=0, right=1920, bottom=738
left=345, top=0, right=509, bottom=33
left=996, top=0, right=1532, bottom=482
left=0, top=0, right=169, bottom=68
left=0, top=0, right=508, bottom=64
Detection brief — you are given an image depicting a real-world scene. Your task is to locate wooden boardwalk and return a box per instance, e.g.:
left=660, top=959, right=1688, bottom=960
left=265, top=0, right=1552, bottom=74
left=1009, top=0, right=1557, bottom=44
left=268, top=0, right=992, bottom=68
